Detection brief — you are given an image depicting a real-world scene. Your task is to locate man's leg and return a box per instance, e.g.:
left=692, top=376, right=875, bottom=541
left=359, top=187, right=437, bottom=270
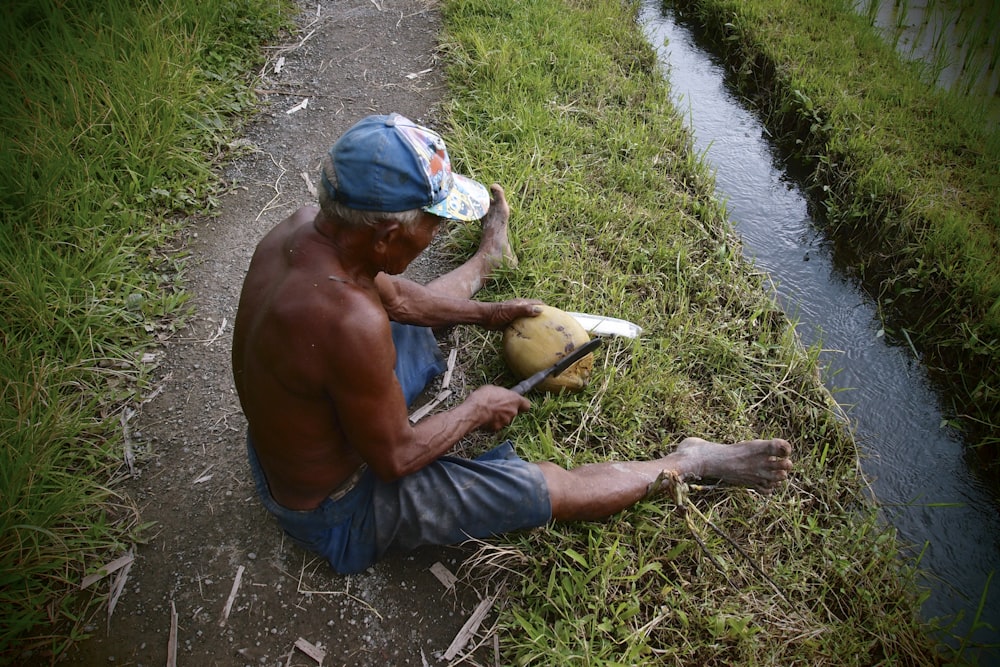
left=424, top=184, right=517, bottom=299
left=537, top=438, right=793, bottom=522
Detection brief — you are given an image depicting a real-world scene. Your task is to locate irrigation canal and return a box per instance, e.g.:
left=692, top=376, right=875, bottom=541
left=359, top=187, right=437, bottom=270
left=640, top=2, right=1000, bottom=658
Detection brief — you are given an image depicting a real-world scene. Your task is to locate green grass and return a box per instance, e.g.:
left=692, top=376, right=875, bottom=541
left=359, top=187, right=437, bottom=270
left=435, top=0, right=950, bottom=663
left=669, top=0, right=1000, bottom=470
left=0, top=0, right=291, bottom=659
left=0, top=0, right=979, bottom=662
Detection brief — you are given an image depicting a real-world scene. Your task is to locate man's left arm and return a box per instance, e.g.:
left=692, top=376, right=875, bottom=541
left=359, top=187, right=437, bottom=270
left=375, top=273, right=540, bottom=330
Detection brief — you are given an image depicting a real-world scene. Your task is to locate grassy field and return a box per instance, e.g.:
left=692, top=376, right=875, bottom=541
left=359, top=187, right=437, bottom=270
left=670, top=0, right=1000, bottom=472
left=1, top=0, right=980, bottom=662
left=0, top=0, right=290, bottom=658
left=436, top=0, right=952, bottom=663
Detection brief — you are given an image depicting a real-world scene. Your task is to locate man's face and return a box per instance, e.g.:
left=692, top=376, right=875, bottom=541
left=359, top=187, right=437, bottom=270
left=384, top=213, right=442, bottom=274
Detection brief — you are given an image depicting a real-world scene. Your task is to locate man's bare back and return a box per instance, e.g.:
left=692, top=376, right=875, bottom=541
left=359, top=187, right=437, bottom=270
left=232, top=205, right=381, bottom=509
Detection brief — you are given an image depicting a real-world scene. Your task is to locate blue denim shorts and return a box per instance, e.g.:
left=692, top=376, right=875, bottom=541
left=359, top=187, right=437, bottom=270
left=247, top=323, right=551, bottom=574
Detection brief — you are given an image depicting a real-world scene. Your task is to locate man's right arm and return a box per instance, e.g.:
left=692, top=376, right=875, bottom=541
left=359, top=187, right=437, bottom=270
left=322, top=297, right=529, bottom=482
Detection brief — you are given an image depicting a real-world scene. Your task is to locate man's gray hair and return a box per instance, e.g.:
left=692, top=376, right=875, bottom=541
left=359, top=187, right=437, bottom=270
left=318, top=153, right=423, bottom=228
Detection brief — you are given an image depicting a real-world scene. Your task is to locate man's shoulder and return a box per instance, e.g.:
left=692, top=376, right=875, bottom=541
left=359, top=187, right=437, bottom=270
left=276, top=275, right=388, bottom=336
left=287, top=205, right=320, bottom=224
left=258, top=206, right=318, bottom=246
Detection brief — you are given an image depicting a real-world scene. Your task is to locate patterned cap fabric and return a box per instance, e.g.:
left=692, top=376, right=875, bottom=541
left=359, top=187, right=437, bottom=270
left=321, top=113, right=489, bottom=222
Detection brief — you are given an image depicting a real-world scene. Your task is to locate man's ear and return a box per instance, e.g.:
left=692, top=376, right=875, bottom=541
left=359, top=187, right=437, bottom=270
left=372, top=219, right=401, bottom=250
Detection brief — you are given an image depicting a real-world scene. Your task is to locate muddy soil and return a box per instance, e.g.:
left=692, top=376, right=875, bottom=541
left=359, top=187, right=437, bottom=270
left=52, top=2, right=510, bottom=665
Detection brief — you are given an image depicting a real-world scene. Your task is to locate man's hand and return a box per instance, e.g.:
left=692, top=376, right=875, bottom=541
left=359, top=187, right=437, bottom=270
left=481, top=299, right=544, bottom=330
left=467, top=385, right=531, bottom=431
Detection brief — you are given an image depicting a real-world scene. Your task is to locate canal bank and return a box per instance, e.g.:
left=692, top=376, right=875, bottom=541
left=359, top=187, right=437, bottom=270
left=645, top=0, right=999, bottom=659
left=439, top=0, right=943, bottom=663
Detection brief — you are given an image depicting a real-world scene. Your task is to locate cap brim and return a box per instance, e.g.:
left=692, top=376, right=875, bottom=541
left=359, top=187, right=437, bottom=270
left=423, top=173, right=490, bottom=222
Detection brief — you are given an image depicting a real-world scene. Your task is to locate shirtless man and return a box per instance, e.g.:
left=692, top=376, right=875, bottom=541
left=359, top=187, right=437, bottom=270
left=232, top=113, right=793, bottom=574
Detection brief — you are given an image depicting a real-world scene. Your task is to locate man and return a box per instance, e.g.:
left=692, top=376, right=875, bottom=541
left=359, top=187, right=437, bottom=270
left=232, top=113, right=792, bottom=574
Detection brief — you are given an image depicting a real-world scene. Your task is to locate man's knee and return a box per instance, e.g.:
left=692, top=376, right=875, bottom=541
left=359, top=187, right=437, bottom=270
left=534, top=461, right=573, bottom=515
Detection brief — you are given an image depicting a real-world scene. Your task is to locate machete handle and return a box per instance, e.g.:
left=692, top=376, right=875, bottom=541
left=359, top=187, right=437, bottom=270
left=510, top=368, right=551, bottom=396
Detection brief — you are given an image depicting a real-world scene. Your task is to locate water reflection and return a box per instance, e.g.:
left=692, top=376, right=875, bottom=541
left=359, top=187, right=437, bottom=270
left=640, top=1, right=1000, bottom=658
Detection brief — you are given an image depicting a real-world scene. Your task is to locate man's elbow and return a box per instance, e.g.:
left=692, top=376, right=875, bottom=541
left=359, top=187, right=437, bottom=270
left=369, top=458, right=410, bottom=483
left=363, top=435, right=426, bottom=482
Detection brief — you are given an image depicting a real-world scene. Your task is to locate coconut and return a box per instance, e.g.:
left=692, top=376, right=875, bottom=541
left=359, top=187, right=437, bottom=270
left=502, top=305, right=594, bottom=393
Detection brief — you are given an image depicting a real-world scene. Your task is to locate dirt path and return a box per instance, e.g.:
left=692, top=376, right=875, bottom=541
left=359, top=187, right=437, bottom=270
left=57, top=2, right=503, bottom=665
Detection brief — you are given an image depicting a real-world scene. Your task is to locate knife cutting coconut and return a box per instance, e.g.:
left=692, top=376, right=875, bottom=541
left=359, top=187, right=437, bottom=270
left=503, top=305, right=605, bottom=394
left=232, top=113, right=793, bottom=576
left=501, top=304, right=641, bottom=394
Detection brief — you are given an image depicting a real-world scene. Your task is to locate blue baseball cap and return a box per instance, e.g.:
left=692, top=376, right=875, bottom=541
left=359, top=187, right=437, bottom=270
left=321, top=113, right=490, bottom=222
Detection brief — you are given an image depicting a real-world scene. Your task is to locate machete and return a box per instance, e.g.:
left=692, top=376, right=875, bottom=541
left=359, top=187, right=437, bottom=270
left=510, top=337, right=603, bottom=395
left=567, top=312, right=643, bottom=339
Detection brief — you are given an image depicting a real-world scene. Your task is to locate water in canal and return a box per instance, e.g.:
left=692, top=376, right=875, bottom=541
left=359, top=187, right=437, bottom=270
left=639, top=1, right=1000, bottom=658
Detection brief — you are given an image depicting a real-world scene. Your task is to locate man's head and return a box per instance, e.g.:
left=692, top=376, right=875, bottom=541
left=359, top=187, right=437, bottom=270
left=319, top=113, right=489, bottom=227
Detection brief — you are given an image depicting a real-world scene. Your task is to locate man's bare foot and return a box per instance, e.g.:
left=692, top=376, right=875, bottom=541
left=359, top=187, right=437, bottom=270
left=674, top=437, right=792, bottom=493
left=477, top=184, right=518, bottom=269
